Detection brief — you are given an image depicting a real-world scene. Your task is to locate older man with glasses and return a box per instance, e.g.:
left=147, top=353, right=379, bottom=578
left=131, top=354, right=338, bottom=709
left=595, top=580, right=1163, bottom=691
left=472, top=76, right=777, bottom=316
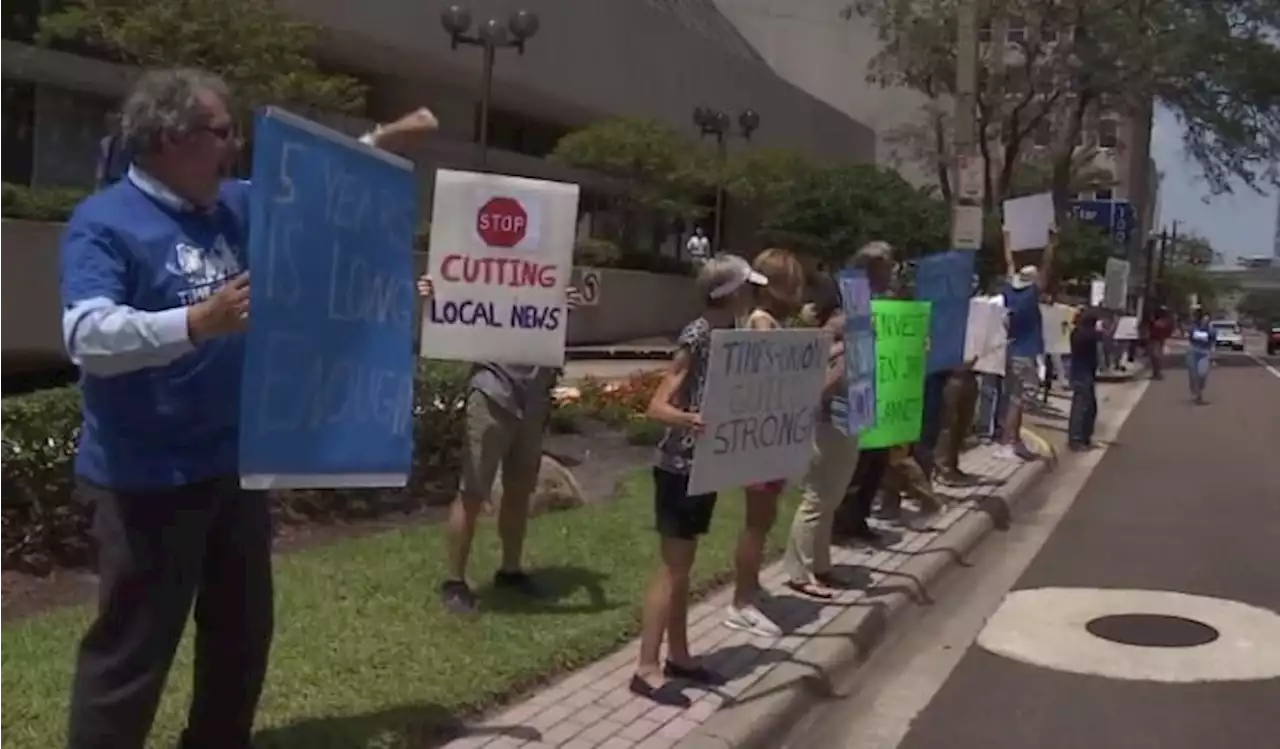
left=61, top=67, right=437, bottom=749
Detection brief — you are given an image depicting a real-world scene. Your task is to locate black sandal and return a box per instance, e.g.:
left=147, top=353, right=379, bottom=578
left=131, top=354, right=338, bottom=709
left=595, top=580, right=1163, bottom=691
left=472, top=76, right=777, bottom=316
left=629, top=674, right=691, bottom=707
left=664, top=659, right=726, bottom=686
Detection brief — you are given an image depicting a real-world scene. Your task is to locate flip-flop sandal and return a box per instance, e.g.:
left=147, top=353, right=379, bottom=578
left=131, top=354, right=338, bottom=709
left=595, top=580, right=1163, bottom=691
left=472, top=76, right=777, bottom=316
left=786, top=580, right=835, bottom=600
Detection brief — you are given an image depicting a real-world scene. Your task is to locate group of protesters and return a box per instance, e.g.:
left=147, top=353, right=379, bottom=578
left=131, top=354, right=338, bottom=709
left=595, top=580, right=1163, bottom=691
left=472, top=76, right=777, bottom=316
left=58, top=65, right=1141, bottom=746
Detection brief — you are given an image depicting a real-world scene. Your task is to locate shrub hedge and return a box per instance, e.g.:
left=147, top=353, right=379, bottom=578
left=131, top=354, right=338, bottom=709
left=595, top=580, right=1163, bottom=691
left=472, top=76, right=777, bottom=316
left=1, top=360, right=472, bottom=574
left=1, top=183, right=91, bottom=223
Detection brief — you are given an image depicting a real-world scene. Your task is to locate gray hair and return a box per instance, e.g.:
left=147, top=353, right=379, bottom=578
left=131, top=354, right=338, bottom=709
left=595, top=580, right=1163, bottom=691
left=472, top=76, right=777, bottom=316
left=120, top=68, right=231, bottom=154
left=848, top=240, right=895, bottom=269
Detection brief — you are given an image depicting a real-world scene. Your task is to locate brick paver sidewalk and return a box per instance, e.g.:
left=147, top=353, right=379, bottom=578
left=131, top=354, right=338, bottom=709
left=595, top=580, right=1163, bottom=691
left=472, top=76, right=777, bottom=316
left=443, top=446, right=1027, bottom=749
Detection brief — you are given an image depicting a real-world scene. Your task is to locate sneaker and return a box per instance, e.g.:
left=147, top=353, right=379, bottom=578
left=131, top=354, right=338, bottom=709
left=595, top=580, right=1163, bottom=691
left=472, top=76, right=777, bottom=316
left=850, top=522, right=885, bottom=545
left=493, top=569, right=544, bottom=597
left=724, top=603, right=783, bottom=638
left=441, top=580, right=479, bottom=615
left=994, top=444, right=1019, bottom=460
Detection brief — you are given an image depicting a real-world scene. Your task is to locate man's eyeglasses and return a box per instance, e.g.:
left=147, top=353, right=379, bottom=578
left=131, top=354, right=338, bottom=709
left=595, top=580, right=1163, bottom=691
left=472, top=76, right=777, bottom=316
left=195, top=124, right=235, bottom=141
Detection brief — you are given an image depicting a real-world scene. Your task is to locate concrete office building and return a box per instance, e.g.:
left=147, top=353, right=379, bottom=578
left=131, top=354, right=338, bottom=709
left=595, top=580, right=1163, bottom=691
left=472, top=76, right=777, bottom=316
left=1, top=0, right=875, bottom=194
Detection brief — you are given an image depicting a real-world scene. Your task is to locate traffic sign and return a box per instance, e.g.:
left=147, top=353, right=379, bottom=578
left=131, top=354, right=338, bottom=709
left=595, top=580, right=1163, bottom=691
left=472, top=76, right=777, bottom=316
left=1070, top=199, right=1136, bottom=248
left=476, top=196, right=528, bottom=248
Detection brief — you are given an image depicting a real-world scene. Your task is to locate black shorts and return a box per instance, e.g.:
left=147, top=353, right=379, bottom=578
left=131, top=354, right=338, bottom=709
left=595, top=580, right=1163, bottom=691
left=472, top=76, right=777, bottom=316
left=652, top=468, right=718, bottom=540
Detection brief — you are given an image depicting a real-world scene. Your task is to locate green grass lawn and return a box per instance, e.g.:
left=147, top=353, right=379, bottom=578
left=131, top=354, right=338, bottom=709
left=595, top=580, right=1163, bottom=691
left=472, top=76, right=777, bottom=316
left=1, top=470, right=800, bottom=749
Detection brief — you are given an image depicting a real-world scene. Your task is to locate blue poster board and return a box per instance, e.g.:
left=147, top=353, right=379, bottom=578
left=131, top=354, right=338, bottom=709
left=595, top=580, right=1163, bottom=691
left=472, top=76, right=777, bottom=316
left=914, top=250, right=975, bottom=373
left=239, top=109, right=418, bottom=489
left=838, top=269, right=876, bottom=435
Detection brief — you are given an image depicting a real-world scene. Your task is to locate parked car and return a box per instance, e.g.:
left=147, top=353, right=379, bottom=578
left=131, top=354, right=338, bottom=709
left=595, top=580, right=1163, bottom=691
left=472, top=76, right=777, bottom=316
left=1211, top=320, right=1245, bottom=351
left=1268, top=324, right=1279, bottom=356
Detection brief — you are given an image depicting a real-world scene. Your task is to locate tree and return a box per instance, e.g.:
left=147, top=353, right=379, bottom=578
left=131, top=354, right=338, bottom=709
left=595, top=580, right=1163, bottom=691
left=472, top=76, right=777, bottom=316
left=1156, top=231, right=1225, bottom=315
left=852, top=0, right=1280, bottom=219
left=37, top=0, right=366, bottom=115
left=721, top=147, right=823, bottom=223
left=1236, top=289, right=1280, bottom=325
left=551, top=117, right=714, bottom=247
left=755, top=163, right=949, bottom=268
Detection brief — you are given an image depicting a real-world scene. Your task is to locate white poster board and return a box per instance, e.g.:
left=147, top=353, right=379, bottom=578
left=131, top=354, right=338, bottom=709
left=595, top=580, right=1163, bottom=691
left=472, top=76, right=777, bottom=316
left=1113, top=315, right=1140, bottom=340
left=1090, top=279, right=1106, bottom=307
left=1103, top=258, right=1130, bottom=311
left=1041, top=304, right=1073, bottom=355
left=421, top=169, right=580, bottom=366
left=1002, top=192, right=1055, bottom=251
left=952, top=204, right=984, bottom=250
left=965, top=298, right=1008, bottom=376
left=688, top=329, right=829, bottom=496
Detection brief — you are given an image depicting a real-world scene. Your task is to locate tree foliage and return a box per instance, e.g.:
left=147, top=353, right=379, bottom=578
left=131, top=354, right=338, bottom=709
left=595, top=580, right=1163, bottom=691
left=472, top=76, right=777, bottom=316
left=1156, top=231, right=1225, bottom=314
left=753, top=164, right=950, bottom=267
left=1236, top=289, right=1280, bottom=325
left=551, top=117, right=713, bottom=220
left=37, top=0, right=366, bottom=115
left=852, top=0, right=1280, bottom=212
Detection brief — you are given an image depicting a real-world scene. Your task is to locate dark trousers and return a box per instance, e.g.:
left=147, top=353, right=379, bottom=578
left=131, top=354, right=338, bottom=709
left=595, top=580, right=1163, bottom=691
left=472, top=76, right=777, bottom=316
left=1067, top=378, right=1098, bottom=446
left=936, top=371, right=979, bottom=474
left=834, top=447, right=892, bottom=535
left=68, top=477, right=274, bottom=749
left=914, top=371, right=951, bottom=476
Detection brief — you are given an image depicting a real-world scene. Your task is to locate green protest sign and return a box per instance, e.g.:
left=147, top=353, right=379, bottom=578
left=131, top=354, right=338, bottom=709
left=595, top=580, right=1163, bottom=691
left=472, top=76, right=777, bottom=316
left=858, top=300, right=931, bottom=450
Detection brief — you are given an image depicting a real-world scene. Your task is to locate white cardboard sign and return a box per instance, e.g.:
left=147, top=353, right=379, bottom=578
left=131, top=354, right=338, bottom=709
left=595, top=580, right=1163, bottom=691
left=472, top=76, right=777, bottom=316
left=1041, top=304, right=1074, bottom=355
left=421, top=169, right=580, bottom=366
left=1003, top=192, right=1055, bottom=252
left=1103, top=258, right=1130, bottom=311
left=688, top=329, right=829, bottom=496
left=965, top=298, right=1008, bottom=376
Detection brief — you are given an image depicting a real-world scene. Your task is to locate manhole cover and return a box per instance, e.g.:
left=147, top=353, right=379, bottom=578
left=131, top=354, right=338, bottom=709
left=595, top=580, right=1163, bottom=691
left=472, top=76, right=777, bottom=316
left=1085, top=613, right=1220, bottom=648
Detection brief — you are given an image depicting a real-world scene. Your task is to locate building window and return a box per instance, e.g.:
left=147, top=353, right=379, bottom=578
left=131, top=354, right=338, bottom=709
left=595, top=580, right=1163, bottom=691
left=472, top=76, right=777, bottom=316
left=978, top=23, right=992, bottom=43
left=2, top=0, right=42, bottom=43
left=1095, top=188, right=1114, bottom=200
left=1006, top=20, right=1027, bottom=44
left=1098, top=118, right=1119, bottom=148
left=2, top=82, right=36, bottom=185
left=475, top=106, right=570, bottom=158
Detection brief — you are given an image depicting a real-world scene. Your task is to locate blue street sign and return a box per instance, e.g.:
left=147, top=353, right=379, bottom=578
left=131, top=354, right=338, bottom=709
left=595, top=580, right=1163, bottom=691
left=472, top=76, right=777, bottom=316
left=1070, top=199, right=1135, bottom=249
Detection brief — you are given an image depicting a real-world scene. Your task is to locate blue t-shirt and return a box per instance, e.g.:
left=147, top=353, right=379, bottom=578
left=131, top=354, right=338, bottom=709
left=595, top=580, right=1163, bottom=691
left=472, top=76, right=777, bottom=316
left=1187, top=323, right=1216, bottom=354
left=61, top=179, right=251, bottom=489
left=1002, top=283, right=1044, bottom=358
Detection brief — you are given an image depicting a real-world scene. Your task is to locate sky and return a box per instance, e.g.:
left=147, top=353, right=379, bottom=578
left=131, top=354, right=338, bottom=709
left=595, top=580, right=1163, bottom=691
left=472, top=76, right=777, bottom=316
left=1151, top=106, right=1278, bottom=267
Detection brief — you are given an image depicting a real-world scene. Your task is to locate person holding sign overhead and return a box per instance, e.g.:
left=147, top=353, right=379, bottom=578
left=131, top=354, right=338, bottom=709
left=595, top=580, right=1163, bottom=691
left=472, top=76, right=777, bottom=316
left=59, top=67, right=438, bottom=749
left=417, top=275, right=584, bottom=615
left=724, top=248, right=806, bottom=638
left=632, top=255, right=766, bottom=707
left=997, top=226, right=1057, bottom=461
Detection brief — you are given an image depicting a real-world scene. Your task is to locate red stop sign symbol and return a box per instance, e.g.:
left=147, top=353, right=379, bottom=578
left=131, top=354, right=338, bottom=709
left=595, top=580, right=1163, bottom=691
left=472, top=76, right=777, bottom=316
left=476, top=196, right=528, bottom=248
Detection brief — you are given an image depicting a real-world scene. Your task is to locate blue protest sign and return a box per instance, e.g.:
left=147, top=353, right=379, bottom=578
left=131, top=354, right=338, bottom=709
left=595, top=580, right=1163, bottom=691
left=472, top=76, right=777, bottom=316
left=239, top=109, right=418, bottom=489
left=914, top=250, right=975, bottom=373
left=837, top=269, right=876, bottom=435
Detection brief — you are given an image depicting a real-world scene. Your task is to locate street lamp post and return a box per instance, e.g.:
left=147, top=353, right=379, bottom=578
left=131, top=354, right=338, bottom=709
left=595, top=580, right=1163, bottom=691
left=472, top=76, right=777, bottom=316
left=694, top=106, right=760, bottom=255
left=441, top=5, right=540, bottom=170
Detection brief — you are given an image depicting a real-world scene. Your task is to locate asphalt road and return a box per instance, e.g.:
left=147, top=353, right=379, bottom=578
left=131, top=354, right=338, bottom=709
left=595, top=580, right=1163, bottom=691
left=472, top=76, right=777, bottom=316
left=784, top=352, right=1280, bottom=749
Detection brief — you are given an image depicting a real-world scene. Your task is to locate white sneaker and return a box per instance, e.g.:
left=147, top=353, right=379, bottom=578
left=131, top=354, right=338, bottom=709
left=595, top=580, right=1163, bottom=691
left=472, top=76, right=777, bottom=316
left=724, top=604, right=783, bottom=638
left=994, top=444, right=1019, bottom=460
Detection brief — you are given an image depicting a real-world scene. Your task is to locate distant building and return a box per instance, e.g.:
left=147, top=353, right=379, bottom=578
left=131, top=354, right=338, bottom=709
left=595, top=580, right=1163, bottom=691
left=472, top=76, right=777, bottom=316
left=1273, top=191, right=1280, bottom=260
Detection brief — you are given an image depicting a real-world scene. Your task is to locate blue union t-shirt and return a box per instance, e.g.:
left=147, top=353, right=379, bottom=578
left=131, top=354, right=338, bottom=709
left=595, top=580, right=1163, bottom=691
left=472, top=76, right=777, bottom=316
left=60, top=178, right=250, bottom=489
left=1001, top=283, right=1044, bottom=358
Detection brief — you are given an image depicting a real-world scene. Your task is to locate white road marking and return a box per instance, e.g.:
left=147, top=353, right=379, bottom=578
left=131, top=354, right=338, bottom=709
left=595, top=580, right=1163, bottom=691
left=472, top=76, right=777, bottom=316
left=784, top=380, right=1152, bottom=749
left=1247, top=353, right=1280, bottom=381
left=977, top=587, right=1280, bottom=683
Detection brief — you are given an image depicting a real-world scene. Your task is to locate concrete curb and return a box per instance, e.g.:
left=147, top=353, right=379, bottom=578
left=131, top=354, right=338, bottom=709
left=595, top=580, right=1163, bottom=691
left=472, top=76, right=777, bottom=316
left=674, top=457, right=1053, bottom=749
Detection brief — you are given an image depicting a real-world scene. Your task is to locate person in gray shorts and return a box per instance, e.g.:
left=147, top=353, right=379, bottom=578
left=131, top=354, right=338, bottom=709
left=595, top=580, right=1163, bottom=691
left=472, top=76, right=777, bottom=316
left=418, top=275, right=582, bottom=614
